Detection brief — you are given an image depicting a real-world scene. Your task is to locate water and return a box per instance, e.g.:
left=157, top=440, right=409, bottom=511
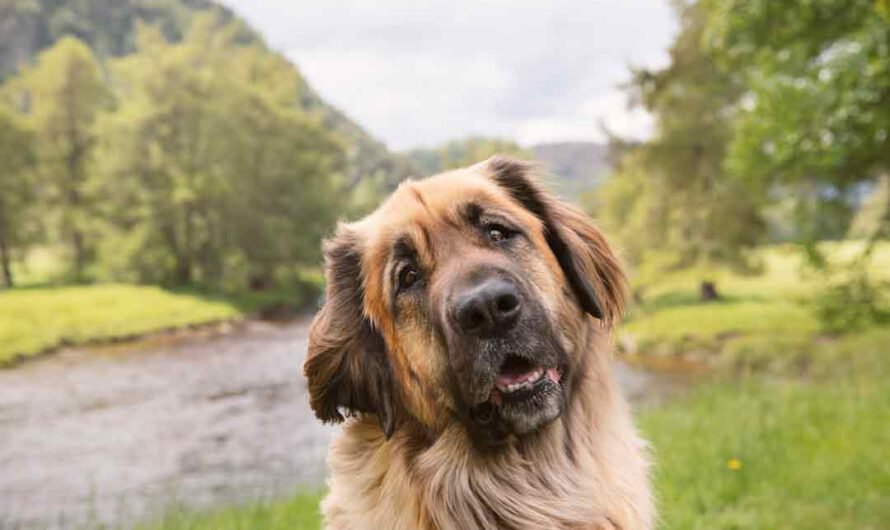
left=0, top=318, right=683, bottom=529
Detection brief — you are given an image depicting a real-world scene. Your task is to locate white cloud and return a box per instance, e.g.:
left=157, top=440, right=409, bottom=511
left=219, top=0, right=676, bottom=149
left=514, top=91, right=654, bottom=146
left=292, top=49, right=516, bottom=149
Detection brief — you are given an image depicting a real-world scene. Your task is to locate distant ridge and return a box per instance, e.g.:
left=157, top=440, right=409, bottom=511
left=531, top=141, right=610, bottom=199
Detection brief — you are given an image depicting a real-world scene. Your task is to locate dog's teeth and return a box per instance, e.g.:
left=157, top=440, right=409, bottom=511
left=496, top=369, right=546, bottom=394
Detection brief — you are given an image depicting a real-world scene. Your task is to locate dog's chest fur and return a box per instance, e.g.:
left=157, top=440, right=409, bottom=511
left=319, top=361, right=653, bottom=530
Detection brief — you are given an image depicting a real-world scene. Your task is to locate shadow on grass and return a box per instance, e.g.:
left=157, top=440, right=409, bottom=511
left=169, top=281, right=323, bottom=320
left=633, top=291, right=774, bottom=313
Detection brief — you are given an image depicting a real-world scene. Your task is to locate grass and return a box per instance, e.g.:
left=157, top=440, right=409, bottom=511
left=0, top=284, right=243, bottom=365
left=643, top=379, right=890, bottom=529
left=624, top=300, right=818, bottom=355
left=621, top=242, right=890, bottom=368
left=625, top=243, right=890, bottom=528
left=131, top=492, right=323, bottom=530
left=1, top=245, right=324, bottom=366
left=642, top=332, right=890, bottom=529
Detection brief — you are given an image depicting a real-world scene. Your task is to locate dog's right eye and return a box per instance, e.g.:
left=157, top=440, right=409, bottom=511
left=486, top=224, right=512, bottom=243
left=398, top=265, right=421, bottom=290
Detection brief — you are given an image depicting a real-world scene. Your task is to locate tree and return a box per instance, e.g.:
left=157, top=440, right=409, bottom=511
left=605, top=0, right=764, bottom=299
left=12, top=36, right=109, bottom=281
left=95, top=16, right=345, bottom=289
left=213, top=43, right=345, bottom=288
left=704, top=0, right=890, bottom=245
left=0, top=107, right=35, bottom=287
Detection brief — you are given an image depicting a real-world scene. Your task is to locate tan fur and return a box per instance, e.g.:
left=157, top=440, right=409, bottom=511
left=306, top=157, right=654, bottom=529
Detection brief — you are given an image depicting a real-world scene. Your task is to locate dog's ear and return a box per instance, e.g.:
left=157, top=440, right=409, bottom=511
left=486, top=156, right=627, bottom=325
left=304, top=226, right=399, bottom=438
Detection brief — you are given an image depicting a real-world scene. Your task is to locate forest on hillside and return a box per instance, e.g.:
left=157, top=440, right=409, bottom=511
left=0, top=0, right=420, bottom=292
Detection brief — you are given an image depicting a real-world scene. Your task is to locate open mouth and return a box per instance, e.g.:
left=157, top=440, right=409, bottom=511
left=489, top=354, right=561, bottom=405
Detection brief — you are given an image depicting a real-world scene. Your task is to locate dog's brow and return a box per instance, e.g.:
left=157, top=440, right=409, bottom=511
left=458, top=200, right=517, bottom=230
left=408, top=186, right=428, bottom=211
left=459, top=201, right=483, bottom=224
left=392, top=236, right=416, bottom=260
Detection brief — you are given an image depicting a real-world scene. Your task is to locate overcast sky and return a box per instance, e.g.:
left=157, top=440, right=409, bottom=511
left=218, top=0, right=676, bottom=150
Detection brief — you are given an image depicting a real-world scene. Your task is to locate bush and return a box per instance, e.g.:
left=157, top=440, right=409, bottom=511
left=812, top=271, right=889, bottom=333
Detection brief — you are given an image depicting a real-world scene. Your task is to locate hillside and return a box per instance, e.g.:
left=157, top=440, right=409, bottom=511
left=531, top=142, right=610, bottom=198
left=0, top=0, right=417, bottom=190
left=404, top=138, right=611, bottom=201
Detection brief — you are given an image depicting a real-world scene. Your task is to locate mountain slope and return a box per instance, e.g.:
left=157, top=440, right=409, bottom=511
left=0, top=0, right=417, bottom=190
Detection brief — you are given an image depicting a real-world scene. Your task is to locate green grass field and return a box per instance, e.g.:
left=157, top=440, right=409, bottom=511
left=622, top=242, right=890, bottom=367
left=1, top=245, right=322, bottom=366
left=131, top=492, right=324, bottom=530
left=646, top=385, right=890, bottom=529
left=0, top=284, right=243, bottom=365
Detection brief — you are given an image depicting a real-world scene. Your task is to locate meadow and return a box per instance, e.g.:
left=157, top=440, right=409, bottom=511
left=130, top=493, right=325, bottom=530
left=0, top=248, right=322, bottom=366
left=126, top=242, right=890, bottom=529
left=623, top=242, right=890, bottom=370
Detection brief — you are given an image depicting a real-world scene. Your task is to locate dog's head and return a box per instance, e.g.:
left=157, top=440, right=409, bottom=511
left=304, top=157, right=626, bottom=447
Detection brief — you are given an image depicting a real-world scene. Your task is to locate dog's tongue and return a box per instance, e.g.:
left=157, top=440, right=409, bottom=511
left=495, top=368, right=539, bottom=387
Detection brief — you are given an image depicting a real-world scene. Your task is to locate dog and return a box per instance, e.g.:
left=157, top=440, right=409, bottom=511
left=304, top=157, right=653, bottom=529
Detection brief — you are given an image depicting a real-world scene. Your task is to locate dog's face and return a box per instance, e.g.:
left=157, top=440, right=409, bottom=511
left=305, top=157, right=625, bottom=448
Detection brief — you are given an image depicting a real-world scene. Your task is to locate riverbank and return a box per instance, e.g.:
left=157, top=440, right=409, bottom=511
left=0, top=283, right=317, bottom=367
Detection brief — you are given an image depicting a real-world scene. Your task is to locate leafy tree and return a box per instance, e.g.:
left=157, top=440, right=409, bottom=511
left=213, top=43, right=345, bottom=288
left=1, top=0, right=414, bottom=217
left=95, top=16, right=345, bottom=289
left=606, top=0, right=764, bottom=299
left=704, top=0, right=890, bottom=244
left=0, top=107, right=36, bottom=287
left=10, top=36, right=109, bottom=281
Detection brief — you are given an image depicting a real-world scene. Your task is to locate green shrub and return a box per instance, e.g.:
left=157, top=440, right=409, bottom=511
left=812, top=271, right=889, bottom=333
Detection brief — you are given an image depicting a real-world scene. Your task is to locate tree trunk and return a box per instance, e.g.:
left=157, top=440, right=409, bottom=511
left=174, top=255, right=192, bottom=285
left=700, top=281, right=719, bottom=301
left=0, top=232, right=13, bottom=288
left=72, top=229, right=85, bottom=282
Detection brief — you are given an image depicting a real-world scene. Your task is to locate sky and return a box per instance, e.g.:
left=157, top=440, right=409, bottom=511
left=218, top=0, right=677, bottom=151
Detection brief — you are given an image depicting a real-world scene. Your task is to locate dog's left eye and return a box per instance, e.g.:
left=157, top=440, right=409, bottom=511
left=486, top=224, right=512, bottom=242
left=398, top=265, right=421, bottom=290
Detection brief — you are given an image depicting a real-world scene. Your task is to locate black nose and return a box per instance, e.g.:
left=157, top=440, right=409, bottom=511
left=453, top=278, right=522, bottom=337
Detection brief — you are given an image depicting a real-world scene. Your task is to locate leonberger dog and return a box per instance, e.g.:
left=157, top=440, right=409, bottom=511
left=304, top=157, right=653, bottom=529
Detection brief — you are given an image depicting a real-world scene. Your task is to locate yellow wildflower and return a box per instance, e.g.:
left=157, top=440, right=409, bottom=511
left=727, top=458, right=742, bottom=471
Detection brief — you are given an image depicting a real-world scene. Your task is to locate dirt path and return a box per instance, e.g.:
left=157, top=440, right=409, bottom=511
left=0, top=318, right=685, bottom=530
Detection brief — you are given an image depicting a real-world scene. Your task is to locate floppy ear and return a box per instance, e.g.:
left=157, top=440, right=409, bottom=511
left=486, top=156, right=627, bottom=325
left=304, top=226, right=399, bottom=438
